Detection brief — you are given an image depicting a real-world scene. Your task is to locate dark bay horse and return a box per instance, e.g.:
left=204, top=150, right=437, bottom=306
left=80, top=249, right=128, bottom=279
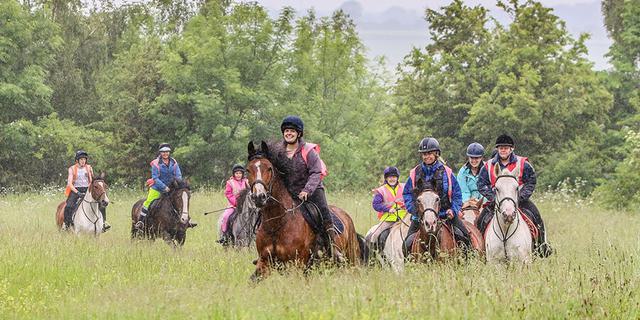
left=131, top=179, right=192, bottom=246
left=247, top=141, right=362, bottom=281
left=410, top=188, right=484, bottom=262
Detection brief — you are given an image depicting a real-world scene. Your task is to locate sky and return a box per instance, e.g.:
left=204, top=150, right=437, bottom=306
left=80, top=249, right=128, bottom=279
left=258, top=0, right=612, bottom=70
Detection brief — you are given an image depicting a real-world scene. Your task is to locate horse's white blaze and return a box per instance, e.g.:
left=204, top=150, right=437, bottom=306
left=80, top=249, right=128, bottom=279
left=253, top=163, right=266, bottom=194
left=180, top=191, right=189, bottom=224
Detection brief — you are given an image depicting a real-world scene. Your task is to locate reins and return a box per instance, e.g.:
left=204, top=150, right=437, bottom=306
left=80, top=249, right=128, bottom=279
left=492, top=175, right=522, bottom=259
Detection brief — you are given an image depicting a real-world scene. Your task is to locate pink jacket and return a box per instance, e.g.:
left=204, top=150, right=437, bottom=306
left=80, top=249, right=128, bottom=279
left=225, top=177, right=248, bottom=207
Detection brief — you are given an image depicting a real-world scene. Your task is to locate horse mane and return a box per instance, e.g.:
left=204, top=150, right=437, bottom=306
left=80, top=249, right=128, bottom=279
left=171, top=178, right=190, bottom=191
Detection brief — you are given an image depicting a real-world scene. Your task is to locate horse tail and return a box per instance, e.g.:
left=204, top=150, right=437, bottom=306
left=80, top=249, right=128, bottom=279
left=357, top=233, right=369, bottom=265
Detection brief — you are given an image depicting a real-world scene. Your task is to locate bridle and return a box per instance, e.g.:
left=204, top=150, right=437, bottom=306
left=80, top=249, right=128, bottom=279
left=492, top=175, right=521, bottom=258
left=79, top=179, right=108, bottom=235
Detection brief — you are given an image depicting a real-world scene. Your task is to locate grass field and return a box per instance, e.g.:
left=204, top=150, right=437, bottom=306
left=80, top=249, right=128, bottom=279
left=1, top=188, right=639, bottom=319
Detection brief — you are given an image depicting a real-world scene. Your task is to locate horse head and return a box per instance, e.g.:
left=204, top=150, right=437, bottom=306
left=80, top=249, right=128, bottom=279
left=170, top=178, right=191, bottom=225
left=413, top=180, right=441, bottom=233
left=247, top=141, right=276, bottom=208
left=494, top=175, right=519, bottom=225
left=89, top=172, right=110, bottom=208
left=461, top=198, right=481, bottom=225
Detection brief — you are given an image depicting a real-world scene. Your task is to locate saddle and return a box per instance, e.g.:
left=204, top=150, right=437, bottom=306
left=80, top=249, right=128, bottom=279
left=299, top=202, right=344, bottom=235
left=481, top=207, right=539, bottom=241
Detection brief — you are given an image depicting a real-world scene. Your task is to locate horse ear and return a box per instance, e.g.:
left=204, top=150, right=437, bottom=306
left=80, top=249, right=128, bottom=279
left=248, top=141, right=256, bottom=157
left=260, top=141, right=269, bottom=155
left=99, top=172, right=106, bottom=180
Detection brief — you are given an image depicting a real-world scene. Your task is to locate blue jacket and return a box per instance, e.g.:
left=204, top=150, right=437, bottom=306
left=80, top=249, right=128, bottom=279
left=477, top=153, right=536, bottom=203
left=457, top=163, right=487, bottom=203
left=151, top=157, right=183, bottom=192
left=403, top=160, right=462, bottom=219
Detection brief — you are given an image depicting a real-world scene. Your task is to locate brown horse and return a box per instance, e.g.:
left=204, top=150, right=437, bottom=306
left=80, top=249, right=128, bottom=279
left=410, top=189, right=484, bottom=262
left=55, top=174, right=109, bottom=235
left=247, top=141, right=362, bottom=281
left=461, top=198, right=483, bottom=225
left=131, top=179, right=192, bottom=246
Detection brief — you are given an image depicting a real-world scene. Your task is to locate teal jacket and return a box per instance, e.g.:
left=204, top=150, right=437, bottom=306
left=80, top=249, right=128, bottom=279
left=457, top=163, right=486, bottom=203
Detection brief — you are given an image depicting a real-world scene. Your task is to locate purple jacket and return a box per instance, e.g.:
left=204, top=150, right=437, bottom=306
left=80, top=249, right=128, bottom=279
left=283, top=139, right=324, bottom=195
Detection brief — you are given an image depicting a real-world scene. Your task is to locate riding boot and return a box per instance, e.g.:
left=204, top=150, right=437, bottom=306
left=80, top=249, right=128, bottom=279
left=324, top=220, right=346, bottom=264
left=63, top=206, right=73, bottom=229
left=476, top=205, right=494, bottom=234
left=407, top=217, right=420, bottom=237
left=135, top=207, right=149, bottom=229
left=520, top=200, right=553, bottom=258
left=451, top=215, right=472, bottom=255
left=100, top=207, right=110, bottom=232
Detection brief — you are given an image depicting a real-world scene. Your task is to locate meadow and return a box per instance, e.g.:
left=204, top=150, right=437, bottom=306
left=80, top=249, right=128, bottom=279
left=0, top=188, right=638, bottom=319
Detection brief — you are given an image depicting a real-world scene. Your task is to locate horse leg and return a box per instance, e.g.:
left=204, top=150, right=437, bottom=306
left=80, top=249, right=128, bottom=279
left=250, top=257, right=271, bottom=283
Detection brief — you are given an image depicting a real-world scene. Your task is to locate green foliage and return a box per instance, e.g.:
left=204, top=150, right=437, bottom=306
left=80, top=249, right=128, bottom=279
left=596, top=130, right=640, bottom=208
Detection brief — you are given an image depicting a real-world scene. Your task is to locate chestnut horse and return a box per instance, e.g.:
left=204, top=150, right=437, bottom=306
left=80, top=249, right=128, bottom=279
left=410, top=189, right=484, bottom=262
left=247, top=141, right=361, bottom=281
left=131, top=179, right=192, bottom=246
left=460, top=198, right=483, bottom=225
left=55, top=174, right=109, bottom=236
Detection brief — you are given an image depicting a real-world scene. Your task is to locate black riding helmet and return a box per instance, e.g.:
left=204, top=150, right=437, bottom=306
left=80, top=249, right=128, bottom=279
left=280, top=115, right=304, bottom=138
left=75, top=150, right=88, bottom=161
left=232, top=164, right=245, bottom=174
left=495, top=134, right=515, bottom=148
left=418, top=137, right=440, bottom=154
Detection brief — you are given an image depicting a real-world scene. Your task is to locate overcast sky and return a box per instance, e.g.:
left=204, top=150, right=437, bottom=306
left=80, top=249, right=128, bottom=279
left=258, top=0, right=612, bottom=70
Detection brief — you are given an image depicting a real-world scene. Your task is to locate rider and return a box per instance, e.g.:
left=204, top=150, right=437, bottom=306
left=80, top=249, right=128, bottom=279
left=279, top=115, right=344, bottom=263
left=403, top=137, right=471, bottom=249
left=476, top=134, right=552, bottom=257
left=218, top=164, right=249, bottom=244
left=366, top=166, right=407, bottom=247
left=457, top=142, right=487, bottom=203
left=63, top=150, right=110, bottom=232
left=135, top=143, right=196, bottom=229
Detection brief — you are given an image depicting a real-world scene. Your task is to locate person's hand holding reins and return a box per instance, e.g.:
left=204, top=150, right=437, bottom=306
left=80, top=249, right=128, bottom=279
left=446, top=209, right=455, bottom=220
left=298, top=191, right=308, bottom=201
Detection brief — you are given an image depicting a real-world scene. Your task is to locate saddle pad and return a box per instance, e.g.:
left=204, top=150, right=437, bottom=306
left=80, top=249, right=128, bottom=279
left=300, top=202, right=344, bottom=235
left=482, top=209, right=539, bottom=241
left=519, top=209, right=539, bottom=240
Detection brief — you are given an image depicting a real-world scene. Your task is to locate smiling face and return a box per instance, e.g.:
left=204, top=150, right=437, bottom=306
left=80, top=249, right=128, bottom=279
left=386, top=175, right=399, bottom=185
left=421, top=151, right=437, bottom=165
left=497, top=146, right=513, bottom=160
left=468, top=156, right=482, bottom=168
left=160, top=151, right=170, bottom=160
left=283, top=128, right=299, bottom=144
left=233, top=171, right=244, bottom=180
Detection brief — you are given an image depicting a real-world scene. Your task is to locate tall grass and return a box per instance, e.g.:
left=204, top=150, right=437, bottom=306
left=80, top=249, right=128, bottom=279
left=0, top=189, right=638, bottom=319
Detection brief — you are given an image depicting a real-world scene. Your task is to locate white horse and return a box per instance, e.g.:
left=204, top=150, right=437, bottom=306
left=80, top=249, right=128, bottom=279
left=364, top=213, right=412, bottom=273
left=56, top=175, right=110, bottom=236
left=485, top=175, right=532, bottom=263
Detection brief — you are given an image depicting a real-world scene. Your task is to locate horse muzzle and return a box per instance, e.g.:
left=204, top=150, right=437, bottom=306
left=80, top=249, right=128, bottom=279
left=251, top=192, right=268, bottom=207
left=502, top=211, right=515, bottom=224
left=180, top=213, right=189, bottom=224
left=100, top=200, right=109, bottom=208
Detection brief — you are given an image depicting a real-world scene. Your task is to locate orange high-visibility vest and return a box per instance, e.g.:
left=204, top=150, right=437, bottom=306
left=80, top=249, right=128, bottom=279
left=64, top=164, right=93, bottom=197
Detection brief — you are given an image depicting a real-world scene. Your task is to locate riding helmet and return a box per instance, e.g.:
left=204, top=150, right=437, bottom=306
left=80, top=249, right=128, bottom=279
left=495, top=134, right=515, bottom=148
left=418, top=137, right=440, bottom=153
left=280, top=115, right=304, bottom=137
left=158, top=143, right=172, bottom=152
left=232, top=164, right=245, bottom=174
left=75, top=150, right=89, bottom=161
left=383, top=166, right=400, bottom=179
left=466, top=142, right=485, bottom=157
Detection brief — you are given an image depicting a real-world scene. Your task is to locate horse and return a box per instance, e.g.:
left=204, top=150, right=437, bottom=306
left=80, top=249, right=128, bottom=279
left=55, top=173, right=110, bottom=236
left=217, top=189, right=260, bottom=248
left=407, top=186, right=484, bottom=266
left=131, top=179, right=192, bottom=247
left=365, top=214, right=411, bottom=273
left=246, top=141, right=362, bottom=281
left=484, top=175, right=533, bottom=264
left=461, top=198, right=483, bottom=225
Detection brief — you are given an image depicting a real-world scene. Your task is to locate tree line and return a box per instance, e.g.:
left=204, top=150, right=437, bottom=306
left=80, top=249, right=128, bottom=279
left=0, top=0, right=638, bottom=209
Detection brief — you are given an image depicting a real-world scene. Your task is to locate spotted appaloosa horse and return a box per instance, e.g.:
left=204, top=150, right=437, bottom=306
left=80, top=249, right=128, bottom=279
left=247, top=141, right=363, bottom=281
left=55, top=174, right=110, bottom=236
